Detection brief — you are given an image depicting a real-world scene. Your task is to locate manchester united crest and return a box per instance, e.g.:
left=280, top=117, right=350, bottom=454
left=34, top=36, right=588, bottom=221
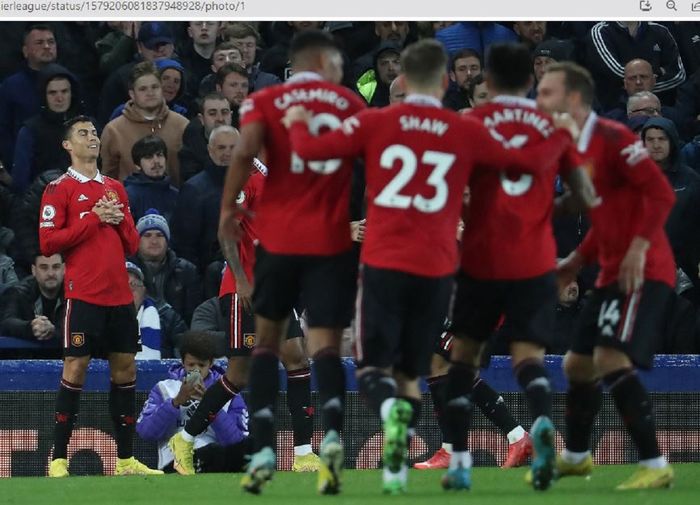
left=71, top=333, right=85, bottom=347
left=243, top=333, right=256, bottom=348
left=105, top=189, right=119, bottom=202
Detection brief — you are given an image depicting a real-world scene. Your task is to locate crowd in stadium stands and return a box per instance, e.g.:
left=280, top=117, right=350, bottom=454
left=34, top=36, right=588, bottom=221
left=1, top=20, right=700, bottom=358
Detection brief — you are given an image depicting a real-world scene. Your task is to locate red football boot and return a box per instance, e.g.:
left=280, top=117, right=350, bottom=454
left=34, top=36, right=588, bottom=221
left=502, top=432, right=533, bottom=468
left=414, top=447, right=451, bottom=470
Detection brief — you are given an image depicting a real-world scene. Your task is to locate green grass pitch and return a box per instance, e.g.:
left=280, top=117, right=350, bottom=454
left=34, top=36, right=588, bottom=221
left=4, top=464, right=699, bottom=505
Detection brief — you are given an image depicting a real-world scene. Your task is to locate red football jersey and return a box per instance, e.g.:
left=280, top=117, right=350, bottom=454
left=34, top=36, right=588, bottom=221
left=460, top=96, right=579, bottom=280
left=288, top=94, right=572, bottom=277
left=575, top=113, right=676, bottom=288
left=238, top=72, right=366, bottom=255
left=39, top=168, right=139, bottom=306
left=219, top=169, right=265, bottom=296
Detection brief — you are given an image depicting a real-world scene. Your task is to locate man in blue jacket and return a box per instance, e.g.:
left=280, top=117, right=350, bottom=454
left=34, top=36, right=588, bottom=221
left=136, top=331, right=251, bottom=472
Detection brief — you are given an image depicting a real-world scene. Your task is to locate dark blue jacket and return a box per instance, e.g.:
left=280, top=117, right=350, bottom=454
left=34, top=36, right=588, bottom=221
left=0, top=65, right=41, bottom=168
left=171, top=162, right=225, bottom=272
left=642, top=117, right=700, bottom=277
left=11, top=63, right=84, bottom=194
left=124, top=172, right=179, bottom=224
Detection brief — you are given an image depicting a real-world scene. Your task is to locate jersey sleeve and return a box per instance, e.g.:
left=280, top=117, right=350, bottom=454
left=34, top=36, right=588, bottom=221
left=577, top=227, right=599, bottom=265
left=558, top=144, right=582, bottom=177
left=39, top=181, right=101, bottom=257
left=114, top=182, right=140, bottom=256
left=612, top=129, right=676, bottom=241
left=288, top=109, right=373, bottom=161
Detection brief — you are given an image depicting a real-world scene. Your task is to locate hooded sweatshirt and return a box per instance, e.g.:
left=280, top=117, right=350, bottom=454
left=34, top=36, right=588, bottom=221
left=136, top=362, right=248, bottom=469
left=641, top=116, right=700, bottom=272
left=11, top=64, right=84, bottom=193
left=100, top=98, right=188, bottom=187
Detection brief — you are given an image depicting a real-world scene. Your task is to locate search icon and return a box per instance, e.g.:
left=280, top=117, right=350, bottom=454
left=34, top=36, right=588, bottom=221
left=666, top=0, right=677, bottom=10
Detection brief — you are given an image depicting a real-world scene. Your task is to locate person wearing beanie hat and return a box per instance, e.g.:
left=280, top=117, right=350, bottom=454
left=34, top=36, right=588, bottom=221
left=126, top=260, right=187, bottom=360
left=136, top=209, right=171, bottom=242
left=129, top=209, right=202, bottom=327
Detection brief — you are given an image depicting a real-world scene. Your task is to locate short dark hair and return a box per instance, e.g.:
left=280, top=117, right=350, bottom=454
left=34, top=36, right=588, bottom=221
left=485, top=42, right=533, bottom=92
left=179, top=332, right=216, bottom=362
left=198, top=92, right=229, bottom=114
left=62, top=115, right=94, bottom=140
left=34, top=252, right=63, bottom=264
left=450, top=48, right=481, bottom=72
left=213, top=40, right=242, bottom=56
left=545, top=61, right=595, bottom=107
left=131, top=135, right=168, bottom=166
left=401, top=38, right=448, bottom=88
left=289, top=29, right=340, bottom=65
left=216, top=63, right=248, bottom=87
left=24, top=24, right=54, bottom=44
left=128, top=61, right=160, bottom=90
left=221, top=22, right=260, bottom=42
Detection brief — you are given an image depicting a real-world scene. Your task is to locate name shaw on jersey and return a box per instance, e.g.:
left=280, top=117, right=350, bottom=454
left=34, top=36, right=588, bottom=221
left=399, top=115, right=449, bottom=136
left=482, top=107, right=554, bottom=138
left=273, top=87, right=351, bottom=111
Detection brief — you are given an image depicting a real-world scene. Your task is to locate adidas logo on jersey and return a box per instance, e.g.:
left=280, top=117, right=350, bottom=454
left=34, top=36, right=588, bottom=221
left=652, top=43, right=661, bottom=52
left=78, top=194, right=89, bottom=202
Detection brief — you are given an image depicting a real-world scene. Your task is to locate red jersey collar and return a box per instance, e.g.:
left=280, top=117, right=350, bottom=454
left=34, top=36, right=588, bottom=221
left=67, top=167, right=105, bottom=184
left=286, top=71, right=323, bottom=84
left=577, top=111, right=598, bottom=153
left=404, top=94, right=442, bottom=108
left=491, top=95, right=537, bottom=109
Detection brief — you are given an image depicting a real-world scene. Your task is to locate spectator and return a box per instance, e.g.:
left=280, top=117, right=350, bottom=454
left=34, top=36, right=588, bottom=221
left=179, top=22, right=222, bottom=102
left=129, top=209, right=202, bottom=326
left=12, top=63, right=83, bottom=194
left=388, top=76, right=406, bottom=105
left=190, top=295, right=228, bottom=358
left=551, top=278, right=582, bottom=354
left=682, top=134, right=700, bottom=173
left=197, top=41, right=244, bottom=97
left=584, top=21, right=686, bottom=110
left=602, top=59, right=680, bottom=125
left=0, top=253, right=64, bottom=345
left=215, top=63, right=249, bottom=126
left=171, top=126, right=236, bottom=274
left=641, top=117, right=700, bottom=287
left=10, top=168, right=66, bottom=274
left=512, top=21, right=547, bottom=51
left=124, top=135, right=179, bottom=223
left=109, top=59, right=189, bottom=121
left=0, top=226, right=19, bottom=294
left=260, top=21, right=324, bottom=81
left=626, top=91, right=662, bottom=122
left=674, top=68, right=700, bottom=140
left=136, top=331, right=251, bottom=472
left=178, top=93, right=232, bottom=183
left=443, top=49, right=482, bottom=111
left=98, top=21, right=176, bottom=126
left=467, top=73, right=490, bottom=109
left=351, top=21, right=410, bottom=83
left=100, top=61, right=188, bottom=186
left=220, top=23, right=280, bottom=92
left=529, top=39, right=574, bottom=98
left=435, top=21, right=517, bottom=57
left=95, top=21, right=140, bottom=77
left=357, top=42, right=402, bottom=107
left=126, top=261, right=187, bottom=359
left=0, top=24, right=58, bottom=170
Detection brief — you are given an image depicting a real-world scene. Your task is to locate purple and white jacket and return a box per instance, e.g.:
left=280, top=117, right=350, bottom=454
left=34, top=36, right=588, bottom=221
left=136, top=363, right=249, bottom=469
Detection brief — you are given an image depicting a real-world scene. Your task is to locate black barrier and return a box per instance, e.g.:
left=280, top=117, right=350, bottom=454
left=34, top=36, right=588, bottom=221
left=1, top=391, right=699, bottom=476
